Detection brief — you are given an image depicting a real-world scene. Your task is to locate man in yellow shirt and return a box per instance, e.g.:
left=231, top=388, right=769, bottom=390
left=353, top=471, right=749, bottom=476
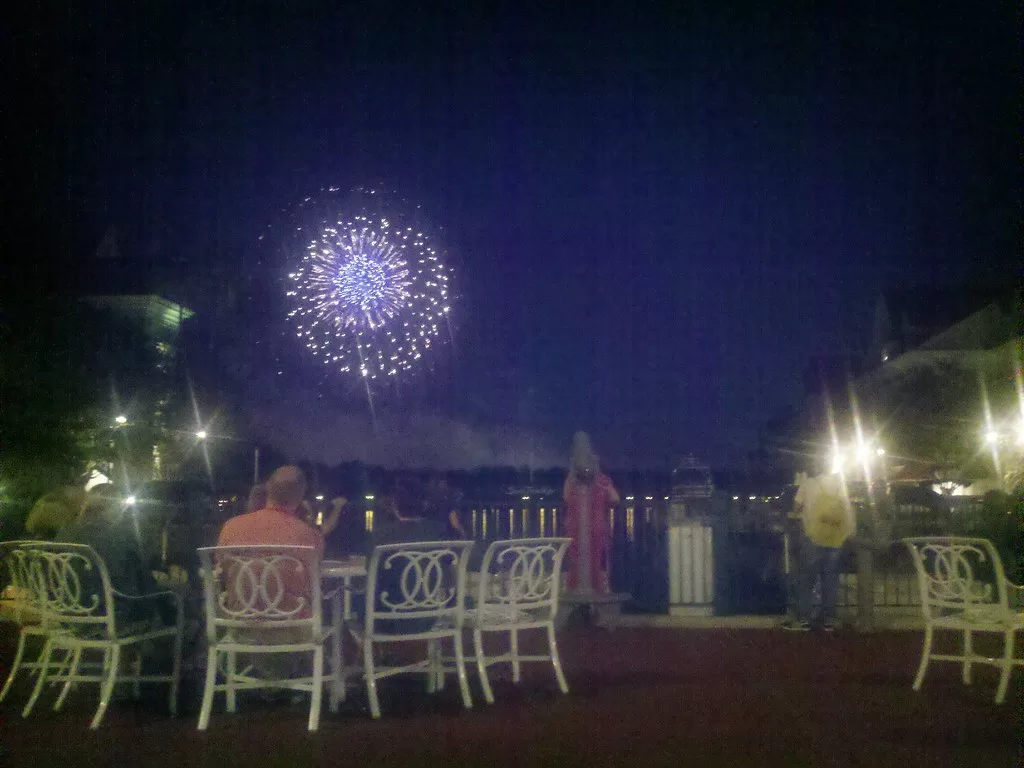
left=783, top=472, right=854, bottom=632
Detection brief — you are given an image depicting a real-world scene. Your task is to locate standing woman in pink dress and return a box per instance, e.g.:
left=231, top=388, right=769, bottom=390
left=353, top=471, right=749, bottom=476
left=563, top=432, right=620, bottom=593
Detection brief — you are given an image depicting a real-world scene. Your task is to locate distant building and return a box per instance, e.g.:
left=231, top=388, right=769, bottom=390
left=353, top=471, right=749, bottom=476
left=669, top=455, right=714, bottom=519
left=83, top=294, right=194, bottom=339
left=780, top=287, right=1021, bottom=492
left=80, top=228, right=197, bottom=485
left=871, top=285, right=1004, bottom=366
left=670, top=456, right=714, bottom=499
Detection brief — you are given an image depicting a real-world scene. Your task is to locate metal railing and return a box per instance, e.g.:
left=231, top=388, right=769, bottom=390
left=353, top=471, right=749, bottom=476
left=158, top=492, right=1009, bottom=616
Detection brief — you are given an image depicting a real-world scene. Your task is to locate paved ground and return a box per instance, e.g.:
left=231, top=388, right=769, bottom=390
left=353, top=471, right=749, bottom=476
left=1, top=624, right=1020, bottom=767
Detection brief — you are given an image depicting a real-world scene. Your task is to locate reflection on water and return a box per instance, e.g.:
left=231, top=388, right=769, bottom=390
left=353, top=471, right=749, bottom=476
left=363, top=499, right=655, bottom=546
left=469, top=504, right=569, bottom=540
left=461, top=501, right=650, bottom=545
left=360, top=499, right=655, bottom=552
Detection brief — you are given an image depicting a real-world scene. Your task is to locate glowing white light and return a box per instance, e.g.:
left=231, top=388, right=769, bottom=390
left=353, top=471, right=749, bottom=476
left=875, top=447, right=886, bottom=456
left=125, top=496, right=137, bottom=506
left=830, top=451, right=844, bottom=474
left=984, top=429, right=999, bottom=446
left=114, top=415, right=127, bottom=425
left=932, top=482, right=966, bottom=496
left=84, top=469, right=110, bottom=492
left=315, top=494, right=325, bottom=501
left=196, top=430, right=208, bottom=440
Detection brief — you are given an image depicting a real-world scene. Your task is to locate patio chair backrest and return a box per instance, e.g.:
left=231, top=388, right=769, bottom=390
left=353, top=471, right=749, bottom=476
left=11, top=542, right=117, bottom=637
left=197, top=545, right=324, bottom=640
left=902, top=537, right=1009, bottom=621
left=365, top=540, right=475, bottom=630
left=477, top=538, right=572, bottom=622
left=1, top=541, right=47, bottom=625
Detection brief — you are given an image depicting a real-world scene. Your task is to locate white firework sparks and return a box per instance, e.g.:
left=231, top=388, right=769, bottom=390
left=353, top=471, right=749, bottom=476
left=285, top=192, right=452, bottom=380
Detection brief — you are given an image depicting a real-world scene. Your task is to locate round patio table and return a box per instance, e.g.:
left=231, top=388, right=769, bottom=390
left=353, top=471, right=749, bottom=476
left=322, top=556, right=368, bottom=706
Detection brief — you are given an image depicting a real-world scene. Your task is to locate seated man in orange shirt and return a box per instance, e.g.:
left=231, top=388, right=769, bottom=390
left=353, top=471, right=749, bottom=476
left=217, top=465, right=323, bottom=687
left=219, top=465, right=323, bottom=554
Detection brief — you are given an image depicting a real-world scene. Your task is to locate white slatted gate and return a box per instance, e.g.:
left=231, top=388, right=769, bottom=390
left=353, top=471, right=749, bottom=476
left=668, top=522, right=714, bottom=616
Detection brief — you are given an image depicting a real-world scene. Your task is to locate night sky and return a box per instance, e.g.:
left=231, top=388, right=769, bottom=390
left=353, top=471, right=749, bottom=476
left=7, top=3, right=1018, bottom=470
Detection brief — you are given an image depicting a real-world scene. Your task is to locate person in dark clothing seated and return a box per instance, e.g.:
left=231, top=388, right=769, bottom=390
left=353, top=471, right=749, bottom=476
left=368, top=491, right=447, bottom=549
left=364, top=478, right=462, bottom=634
left=57, top=485, right=176, bottom=627
left=421, top=474, right=468, bottom=539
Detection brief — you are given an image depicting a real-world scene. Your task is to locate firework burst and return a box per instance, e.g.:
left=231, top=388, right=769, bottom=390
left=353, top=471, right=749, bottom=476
left=285, top=189, right=452, bottom=381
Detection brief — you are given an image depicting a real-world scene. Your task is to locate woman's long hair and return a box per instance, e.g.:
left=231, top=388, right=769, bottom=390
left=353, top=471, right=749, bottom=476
left=569, top=431, right=599, bottom=485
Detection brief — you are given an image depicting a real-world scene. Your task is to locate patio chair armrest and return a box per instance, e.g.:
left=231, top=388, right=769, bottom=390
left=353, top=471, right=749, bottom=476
left=1008, top=581, right=1024, bottom=609
left=112, top=588, right=183, bottom=610
left=113, top=587, right=179, bottom=598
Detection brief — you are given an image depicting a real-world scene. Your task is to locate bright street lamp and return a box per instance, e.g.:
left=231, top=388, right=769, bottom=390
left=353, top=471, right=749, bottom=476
left=114, top=415, right=127, bottom=426
left=830, top=450, right=844, bottom=474
left=828, top=439, right=885, bottom=475
left=191, top=428, right=260, bottom=483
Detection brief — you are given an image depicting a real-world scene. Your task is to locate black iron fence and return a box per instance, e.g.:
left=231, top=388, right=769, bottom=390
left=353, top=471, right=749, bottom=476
left=459, top=495, right=772, bottom=615
left=156, top=489, right=1020, bottom=616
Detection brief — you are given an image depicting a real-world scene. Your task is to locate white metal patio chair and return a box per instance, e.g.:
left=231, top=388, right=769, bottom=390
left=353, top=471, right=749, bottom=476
left=902, top=536, right=1024, bottom=704
left=0, top=540, right=63, bottom=703
left=464, top=537, right=572, bottom=703
left=196, top=545, right=335, bottom=731
left=362, top=540, right=475, bottom=718
left=18, top=542, right=184, bottom=728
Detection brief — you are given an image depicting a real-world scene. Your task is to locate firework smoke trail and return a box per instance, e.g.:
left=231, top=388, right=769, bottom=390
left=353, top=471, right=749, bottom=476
left=356, top=341, right=378, bottom=435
